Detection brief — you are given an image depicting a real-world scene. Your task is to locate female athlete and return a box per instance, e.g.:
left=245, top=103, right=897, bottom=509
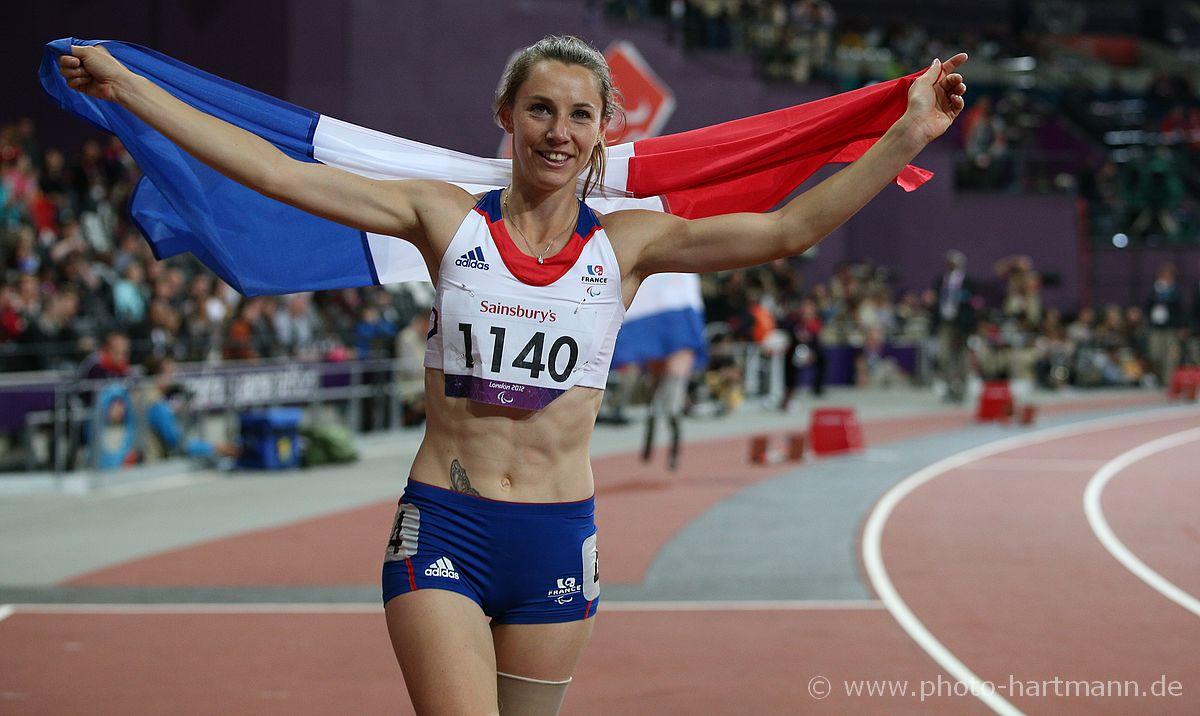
left=59, top=36, right=967, bottom=715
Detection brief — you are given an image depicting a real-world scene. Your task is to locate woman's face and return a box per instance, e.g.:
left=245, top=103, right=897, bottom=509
left=500, top=60, right=608, bottom=193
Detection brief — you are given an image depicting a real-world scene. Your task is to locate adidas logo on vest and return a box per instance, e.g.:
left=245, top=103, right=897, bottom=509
left=455, top=247, right=489, bottom=270
left=424, top=557, right=461, bottom=580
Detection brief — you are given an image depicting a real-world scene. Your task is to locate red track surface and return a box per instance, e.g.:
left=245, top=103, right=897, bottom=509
left=4, top=393, right=1194, bottom=714
left=881, top=412, right=1200, bottom=714
left=1101, top=438, right=1200, bottom=602
left=0, top=607, right=1002, bottom=715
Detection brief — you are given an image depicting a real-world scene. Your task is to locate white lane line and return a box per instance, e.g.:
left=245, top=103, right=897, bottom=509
left=970, top=457, right=1108, bottom=472
left=863, top=404, right=1200, bottom=716
left=5, top=600, right=882, bottom=615
left=0, top=604, right=14, bottom=623
left=94, top=472, right=216, bottom=499
left=1083, top=426, right=1200, bottom=618
left=602, top=599, right=883, bottom=611
left=9, top=603, right=380, bottom=615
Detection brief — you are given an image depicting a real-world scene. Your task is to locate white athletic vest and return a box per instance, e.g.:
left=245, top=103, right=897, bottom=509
left=425, top=190, right=625, bottom=410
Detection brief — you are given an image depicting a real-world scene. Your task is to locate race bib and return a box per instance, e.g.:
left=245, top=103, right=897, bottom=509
left=440, top=288, right=602, bottom=409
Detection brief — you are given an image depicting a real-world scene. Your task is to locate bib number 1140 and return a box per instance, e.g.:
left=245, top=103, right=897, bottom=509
left=459, top=323, right=579, bottom=382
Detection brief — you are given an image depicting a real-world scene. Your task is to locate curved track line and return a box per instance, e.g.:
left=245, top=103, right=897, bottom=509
left=862, top=404, right=1200, bottom=716
left=1083, top=426, right=1200, bottom=618
left=0, top=604, right=13, bottom=623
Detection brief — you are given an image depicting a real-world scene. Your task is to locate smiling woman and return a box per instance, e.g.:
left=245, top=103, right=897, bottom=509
left=57, top=32, right=967, bottom=714
left=493, top=36, right=622, bottom=203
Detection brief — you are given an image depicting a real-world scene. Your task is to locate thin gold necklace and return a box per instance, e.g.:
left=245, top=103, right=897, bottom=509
left=502, top=187, right=578, bottom=265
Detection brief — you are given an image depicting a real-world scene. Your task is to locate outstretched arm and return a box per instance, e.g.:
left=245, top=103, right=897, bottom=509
left=58, top=45, right=454, bottom=250
left=614, top=55, right=968, bottom=279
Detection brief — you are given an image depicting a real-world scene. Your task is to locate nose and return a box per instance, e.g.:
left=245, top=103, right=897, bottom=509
left=546, top=117, right=570, bottom=144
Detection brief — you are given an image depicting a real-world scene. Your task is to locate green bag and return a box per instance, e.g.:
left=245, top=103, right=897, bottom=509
left=299, top=424, right=360, bottom=467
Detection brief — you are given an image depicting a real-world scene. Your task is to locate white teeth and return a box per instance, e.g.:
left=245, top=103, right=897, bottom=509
left=543, top=152, right=568, bottom=162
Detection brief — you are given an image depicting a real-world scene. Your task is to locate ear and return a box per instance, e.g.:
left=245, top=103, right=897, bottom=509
left=598, top=115, right=610, bottom=142
left=497, top=104, right=514, bottom=134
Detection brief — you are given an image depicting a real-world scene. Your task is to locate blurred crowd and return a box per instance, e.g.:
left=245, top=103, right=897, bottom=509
left=698, top=251, right=1200, bottom=409
left=0, top=118, right=433, bottom=377
left=605, top=0, right=1025, bottom=86
left=602, top=0, right=1200, bottom=242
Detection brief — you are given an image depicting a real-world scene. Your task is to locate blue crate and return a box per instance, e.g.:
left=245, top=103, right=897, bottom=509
left=237, top=408, right=303, bottom=470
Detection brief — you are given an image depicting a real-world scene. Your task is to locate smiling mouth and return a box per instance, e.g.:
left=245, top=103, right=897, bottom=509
left=537, top=150, right=573, bottom=166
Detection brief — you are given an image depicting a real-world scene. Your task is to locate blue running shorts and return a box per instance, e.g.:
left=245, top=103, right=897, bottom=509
left=381, top=479, right=600, bottom=624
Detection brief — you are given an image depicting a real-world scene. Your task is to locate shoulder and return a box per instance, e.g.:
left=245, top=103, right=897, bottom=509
left=402, top=181, right=480, bottom=246
left=598, top=207, right=681, bottom=243
left=403, top=180, right=477, bottom=216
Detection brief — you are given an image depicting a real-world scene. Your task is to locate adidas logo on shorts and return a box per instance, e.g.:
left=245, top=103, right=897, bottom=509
left=454, top=247, right=489, bottom=271
left=424, top=557, right=461, bottom=580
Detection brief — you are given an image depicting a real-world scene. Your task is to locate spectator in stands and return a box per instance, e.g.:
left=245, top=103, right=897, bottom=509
left=223, top=296, right=275, bottom=361
left=1123, top=305, right=1150, bottom=380
left=931, top=250, right=977, bottom=401
left=15, top=288, right=84, bottom=371
left=139, top=355, right=237, bottom=464
left=0, top=283, right=23, bottom=343
left=354, top=305, right=398, bottom=359
left=139, top=298, right=183, bottom=362
left=112, top=260, right=146, bottom=324
left=274, top=292, right=324, bottom=360
left=1034, top=311, right=1073, bottom=389
left=1187, top=260, right=1200, bottom=366
left=79, top=330, right=130, bottom=382
left=995, top=255, right=1039, bottom=324
left=181, top=299, right=219, bottom=363
left=703, top=329, right=744, bottom=415
left=394, top=311, right=429, bottom=426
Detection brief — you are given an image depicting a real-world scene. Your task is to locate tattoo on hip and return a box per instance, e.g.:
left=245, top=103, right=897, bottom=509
left=450, top=459, right=480, bottom=496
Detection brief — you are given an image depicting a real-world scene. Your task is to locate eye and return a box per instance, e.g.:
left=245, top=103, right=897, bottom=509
left=572, top=109, right=593, bottom=121
left=529, top=103, right=551, bottom=116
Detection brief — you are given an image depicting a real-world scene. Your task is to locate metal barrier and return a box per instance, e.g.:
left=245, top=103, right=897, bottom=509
left=0, top=358, right=423, bottom=483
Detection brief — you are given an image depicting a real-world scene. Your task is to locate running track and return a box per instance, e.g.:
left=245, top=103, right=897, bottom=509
left=1, top=396, right=1196, bottom=714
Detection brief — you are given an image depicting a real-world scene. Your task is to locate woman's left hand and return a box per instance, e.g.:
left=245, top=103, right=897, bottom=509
left=900, top=53, right=969, bottom=146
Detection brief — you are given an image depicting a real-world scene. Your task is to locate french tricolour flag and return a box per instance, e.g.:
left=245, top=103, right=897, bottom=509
left=40, top=38, right=930, bottom=299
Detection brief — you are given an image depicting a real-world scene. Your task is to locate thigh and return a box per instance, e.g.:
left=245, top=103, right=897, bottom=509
left=386, top=590, right=498, bottom=715
left=491, top=617, right=596, bottom=682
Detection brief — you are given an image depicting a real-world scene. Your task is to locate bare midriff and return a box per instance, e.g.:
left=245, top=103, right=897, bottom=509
left=408, top=368, right=602, bottom=502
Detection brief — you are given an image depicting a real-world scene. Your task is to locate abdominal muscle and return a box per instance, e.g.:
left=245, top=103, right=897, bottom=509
left=408, top=368, right=603, bottom=502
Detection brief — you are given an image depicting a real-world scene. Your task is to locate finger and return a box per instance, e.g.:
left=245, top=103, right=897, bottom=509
left=942, top=52, right=969, bottom=74
left=919, top=57, right=942, bottom=84
left=59, top=55, right=81, bottom=68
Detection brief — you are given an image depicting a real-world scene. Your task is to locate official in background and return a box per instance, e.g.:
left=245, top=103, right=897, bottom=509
left=931, top=250, right=976, bottom=402
left=1146, top=262, right=1183, bottom=382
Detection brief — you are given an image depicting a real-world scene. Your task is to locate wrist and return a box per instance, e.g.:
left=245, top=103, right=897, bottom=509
left=112, top=72, right=148, bottom=107
left=885, top=115, right=930, bottom=155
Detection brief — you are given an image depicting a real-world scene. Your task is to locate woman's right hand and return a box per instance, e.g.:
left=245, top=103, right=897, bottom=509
left=58, top=45, right=131, bottom=103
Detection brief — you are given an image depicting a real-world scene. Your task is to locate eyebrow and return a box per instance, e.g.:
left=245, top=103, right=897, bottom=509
left=525, top=94, right=597, bottom=109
